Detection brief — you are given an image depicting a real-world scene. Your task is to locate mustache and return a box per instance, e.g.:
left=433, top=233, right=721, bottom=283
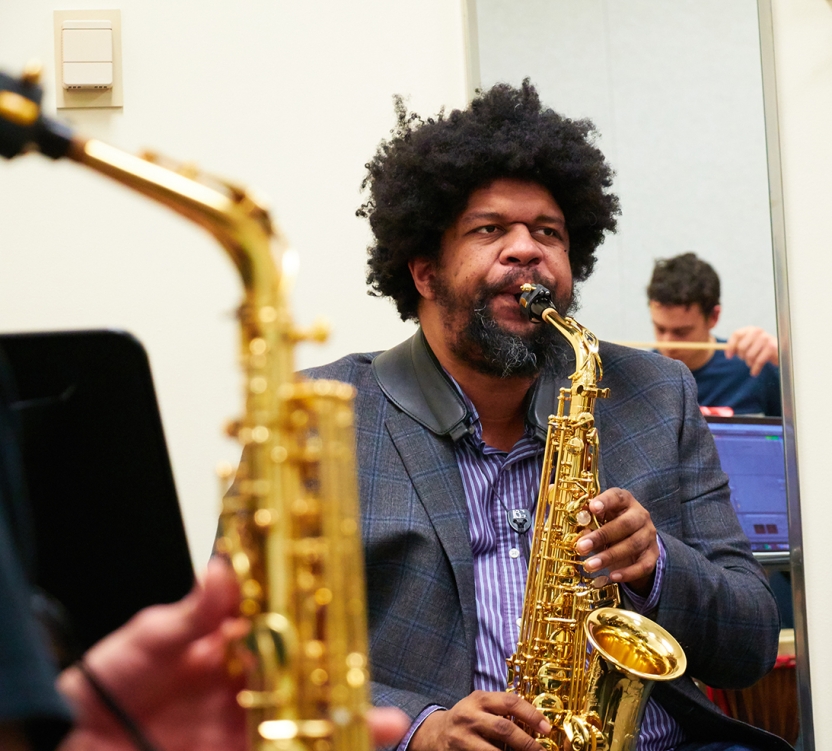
left=474, top=269, right=573, bottom=316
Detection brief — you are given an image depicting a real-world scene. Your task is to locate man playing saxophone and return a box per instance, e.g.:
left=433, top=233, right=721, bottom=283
left=306, top=81, right=790, bottom=751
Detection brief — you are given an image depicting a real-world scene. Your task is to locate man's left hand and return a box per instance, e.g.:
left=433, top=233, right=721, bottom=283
left=575, top=488, right=658, bottom=596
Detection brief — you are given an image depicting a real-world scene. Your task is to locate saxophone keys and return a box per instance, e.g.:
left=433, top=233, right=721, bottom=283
left=250, top=376, right=268, bottom=394
left=271, top=445, right=289, bottom=463
left=563, top=714, right=600, bottom=751
left=575, top=509, right=592, bottom=527
left=242, top=578, right=263, bottom=600
left=258, top=718, right=334, bottom=741
left=258, top=305, right=278, bottom=323
left=566, top=436, right=584, bottom=454
left=254, top=509, right=274, bottom=529
left=291, top=318, right=330, bottom=344
left=310, top=668, right=329, bottom=686
left=536, top=663, right=568, bottom=693
left=240, top=597, right=260, bottom=616
left=346, top=667, right=366, bottom=688
left=532, top=691, right=564, bottom=717
left=249, top=336, right=268, bottom=355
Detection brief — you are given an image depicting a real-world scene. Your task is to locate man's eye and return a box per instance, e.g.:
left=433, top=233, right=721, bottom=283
left=539, top=227, right=559, bottom=238
left=476, top=225, right=498, bottom=234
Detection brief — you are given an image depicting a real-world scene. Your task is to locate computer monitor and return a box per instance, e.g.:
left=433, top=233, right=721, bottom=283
left=705, top=415, right=788, bottom=565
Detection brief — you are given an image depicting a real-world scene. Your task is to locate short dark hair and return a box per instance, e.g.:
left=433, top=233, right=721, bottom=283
left=647, top=252, right=721, bottom=317
left=358, top=80, right=620, bottom=321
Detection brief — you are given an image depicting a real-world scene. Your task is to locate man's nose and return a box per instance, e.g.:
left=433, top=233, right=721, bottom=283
left=500, top=224, right=543, bottom=266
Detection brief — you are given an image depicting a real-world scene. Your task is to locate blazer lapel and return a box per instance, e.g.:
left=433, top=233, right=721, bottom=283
left=383, top=408, right=479, bottom=671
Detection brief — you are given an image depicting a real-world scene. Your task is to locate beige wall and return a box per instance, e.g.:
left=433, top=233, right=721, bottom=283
left=772, top=0, right=832, bottom=745
left=0, top=2, right=468, bottom=565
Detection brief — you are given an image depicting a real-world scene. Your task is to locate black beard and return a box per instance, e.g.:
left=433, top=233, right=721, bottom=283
left=431, top=272, right=577, bottom=379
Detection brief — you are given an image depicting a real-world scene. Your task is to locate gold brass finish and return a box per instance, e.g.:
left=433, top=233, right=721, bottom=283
left=508, top=284, right=686, bottom=751
left=0, top=91, right=39, bottom=126
left=0, top=69, right=372, bottom=751
left=21, top=60, right=42, bottom=86
left=615, top=340, right=732, bottom=351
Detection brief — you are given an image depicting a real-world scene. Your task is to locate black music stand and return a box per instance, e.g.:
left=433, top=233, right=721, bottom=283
left=1, top=329, right=194, bottom=657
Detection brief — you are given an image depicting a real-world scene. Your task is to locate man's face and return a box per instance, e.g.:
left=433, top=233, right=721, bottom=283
left=413, top=178, right=575, bottom=378
left=649, top=301, right=719, bottom=369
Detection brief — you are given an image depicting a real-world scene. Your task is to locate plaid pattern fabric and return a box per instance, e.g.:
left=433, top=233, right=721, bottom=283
left=305, top=338, right=790, bottom=751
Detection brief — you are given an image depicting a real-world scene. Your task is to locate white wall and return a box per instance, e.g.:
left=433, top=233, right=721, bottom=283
left=0, top=1, right=468, bottom=566
left=771, top=0, right=832, bottom=745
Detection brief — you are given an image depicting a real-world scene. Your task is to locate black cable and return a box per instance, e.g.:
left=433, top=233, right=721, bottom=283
left=75, top=659, right=161, bottom=751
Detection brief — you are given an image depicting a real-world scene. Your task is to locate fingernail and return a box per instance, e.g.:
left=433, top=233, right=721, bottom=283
left=590, top=500, right=603, bottom=512
left=538, top=720, right=552, bottom=735
left=576, top=538, right=593, bottom=553
left=585, top=556, right=601, bottom=571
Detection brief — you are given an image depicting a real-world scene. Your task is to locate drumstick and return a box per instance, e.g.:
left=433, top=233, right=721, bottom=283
left=616, top=341, right=731, bottom=351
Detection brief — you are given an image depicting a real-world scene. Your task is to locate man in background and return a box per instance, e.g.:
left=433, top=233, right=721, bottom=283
left=647, top=252, right=781, bottom=416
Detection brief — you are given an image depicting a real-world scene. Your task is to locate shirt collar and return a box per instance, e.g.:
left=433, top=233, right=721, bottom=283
left=371, top=328, right=564, bottom=442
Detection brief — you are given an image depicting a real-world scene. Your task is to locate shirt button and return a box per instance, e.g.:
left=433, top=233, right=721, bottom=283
left=509, top=548, right=520, bottom=559
left=517, top=618, right=522, bottom=627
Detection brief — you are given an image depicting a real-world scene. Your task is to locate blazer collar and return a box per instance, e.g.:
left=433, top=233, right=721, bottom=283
left=371, top=328, right=560, bottom=443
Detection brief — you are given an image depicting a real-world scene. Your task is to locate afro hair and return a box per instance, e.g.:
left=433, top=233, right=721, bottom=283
left=358, top=79, right=620, bottom=321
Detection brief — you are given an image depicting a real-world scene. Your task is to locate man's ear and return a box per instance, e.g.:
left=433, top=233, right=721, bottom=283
left=706, top=304, right=721, bottom=330
left=409, top=257, right=436, bottom=300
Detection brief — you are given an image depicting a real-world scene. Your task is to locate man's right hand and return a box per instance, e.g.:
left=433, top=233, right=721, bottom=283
left=725, top=326, right=778, bottom=376
left=409, top=691, right=551, bottom=751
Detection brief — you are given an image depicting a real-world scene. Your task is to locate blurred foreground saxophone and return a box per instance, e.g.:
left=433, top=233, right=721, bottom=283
left=507, top=284, right=686, bottom=751
left=0, top=66, right=371, bottom=751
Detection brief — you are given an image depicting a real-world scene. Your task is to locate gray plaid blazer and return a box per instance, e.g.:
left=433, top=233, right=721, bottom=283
left=306, top=331, right=790, bottom=750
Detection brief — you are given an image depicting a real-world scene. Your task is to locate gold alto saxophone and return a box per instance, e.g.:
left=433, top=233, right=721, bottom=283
left=0, top=66, right=371, bottom=751
left=507, top=284, right=686, bottom=751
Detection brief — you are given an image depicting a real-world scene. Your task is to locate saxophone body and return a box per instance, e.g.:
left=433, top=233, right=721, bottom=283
left=0, top=68, right=371, bottom=751
left=508, top=284, right=686, bottom=751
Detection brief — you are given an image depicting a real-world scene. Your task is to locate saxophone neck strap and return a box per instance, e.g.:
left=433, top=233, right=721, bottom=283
left=371, top=328, right=557, bottom=442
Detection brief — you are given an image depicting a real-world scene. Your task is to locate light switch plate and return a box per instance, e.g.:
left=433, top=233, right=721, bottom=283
left=54, top=10, right=123, bottom=109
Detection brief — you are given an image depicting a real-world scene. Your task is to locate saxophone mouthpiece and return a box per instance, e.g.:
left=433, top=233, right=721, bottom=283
left=518, top=283, right=554, bottom=323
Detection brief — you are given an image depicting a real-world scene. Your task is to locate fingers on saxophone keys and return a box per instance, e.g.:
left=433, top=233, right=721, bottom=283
left=485, top=716, right=547, bottom=751
left=491, top=696, right=551, bottom=750
left=589, top=498, right=605, bottom=519
left=575, top=535, right=595, bottom=555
